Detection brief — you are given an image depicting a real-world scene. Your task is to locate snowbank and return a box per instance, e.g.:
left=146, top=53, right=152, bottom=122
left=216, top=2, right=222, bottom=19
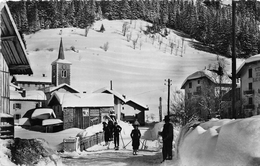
left=76, top=121, right=134, bottom=139
left=177, top=116, right=260, bottom=166
left=0, top=139, right=16, bottom=166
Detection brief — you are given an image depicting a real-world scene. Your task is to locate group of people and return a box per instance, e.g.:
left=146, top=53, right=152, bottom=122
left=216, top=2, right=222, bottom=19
left=102, top=120, right=122, bottom=150
left=102, top=112, right=173, bottom=161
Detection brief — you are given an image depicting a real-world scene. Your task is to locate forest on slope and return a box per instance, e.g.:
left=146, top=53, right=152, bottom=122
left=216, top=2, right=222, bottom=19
left=7, top=0, right=260, bottom=59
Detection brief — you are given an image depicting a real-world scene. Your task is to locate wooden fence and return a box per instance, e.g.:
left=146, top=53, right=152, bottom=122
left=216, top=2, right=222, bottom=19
left=79, top=131, right=104, bottom=151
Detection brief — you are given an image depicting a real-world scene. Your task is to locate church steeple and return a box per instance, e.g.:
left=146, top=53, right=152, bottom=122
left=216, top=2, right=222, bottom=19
left=58, top=37, right=65, bottom=60
left=51, top=38, right=72, bottom=86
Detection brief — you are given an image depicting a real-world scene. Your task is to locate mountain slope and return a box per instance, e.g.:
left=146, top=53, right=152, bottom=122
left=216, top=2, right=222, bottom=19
left=24, top=19, right=242, bottom=120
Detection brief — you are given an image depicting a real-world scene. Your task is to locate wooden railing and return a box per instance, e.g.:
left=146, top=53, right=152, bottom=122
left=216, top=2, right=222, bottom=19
left=79, top=131, right=104, bottom=151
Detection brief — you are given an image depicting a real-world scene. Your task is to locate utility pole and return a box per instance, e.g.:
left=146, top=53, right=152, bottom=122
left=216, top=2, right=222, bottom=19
left=232, top=0, right=237, bottom=119
left=165, top=79, right=172, bottom=116
left=159, top=97, right=162, bottom=121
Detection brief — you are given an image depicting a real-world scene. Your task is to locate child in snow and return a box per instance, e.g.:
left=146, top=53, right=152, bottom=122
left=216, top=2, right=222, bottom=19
left=103, top=122, right=110, bottom=146
left=130, top=120, right=141, bottom=155
left=113, top=122, right=122, bottom=150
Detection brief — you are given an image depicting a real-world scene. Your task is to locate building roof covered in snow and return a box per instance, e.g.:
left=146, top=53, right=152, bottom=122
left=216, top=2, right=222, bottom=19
left=43, top=83, right=79, bottom=93
left=181, top=69, right=232, bottom=89
left=125, top=98, right=149, bottom=111
left=1, top=3, right=33, bottom=75
left=12, top=75, right=52, bottom=84
left=93, top=87, right=149, bottom=110
left=93, top=87, right=126, bottom=102
left=237, top=54, right=260, bottom=77
left=48, top=91, right=114, bottom=108
left=10, top=90, right=46, bottom=101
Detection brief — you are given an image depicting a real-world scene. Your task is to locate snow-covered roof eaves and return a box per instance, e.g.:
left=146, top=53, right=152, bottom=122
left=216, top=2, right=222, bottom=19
left=93, top=87, right=126, bottom=102
left=51, top=59, right=72, bottom=65
left=10, top=90, right=46, bottom=101
left=49, top=92, right=114, bottom=108
left=237, top=54, right=260, bottom=77
left=48, top=83, right=80, bottom=93
left=13, top=75, right=51, bottom=84
left=181, top=69, right=232, bottom=89
left=125, top=98, right=149, bottom=110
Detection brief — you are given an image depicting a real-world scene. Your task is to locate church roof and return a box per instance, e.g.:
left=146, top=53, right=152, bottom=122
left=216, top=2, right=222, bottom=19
left=58, top=37, right=65, bottom=60
left=51, top=38, right=72, bottom=65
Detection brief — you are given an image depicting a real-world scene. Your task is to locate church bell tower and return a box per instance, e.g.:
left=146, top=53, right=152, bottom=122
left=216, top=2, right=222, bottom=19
left=51, top=38, right=72, bottom=86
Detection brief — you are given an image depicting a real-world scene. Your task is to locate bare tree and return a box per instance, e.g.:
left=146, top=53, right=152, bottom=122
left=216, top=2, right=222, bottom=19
left=132, top=38, right=138, bottom=49
left=85, top=26, right=90, bottom=37
left=122, top=22, right=129, bottom=36
left=139, top=39, right=143, bottom=50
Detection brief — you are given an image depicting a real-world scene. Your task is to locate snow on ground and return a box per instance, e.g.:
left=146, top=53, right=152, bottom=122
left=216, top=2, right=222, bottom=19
left=24, top=19, right=244, bottom=120
left=0, top=139, right=16, bottom=166
left=9, top=121, right=179, bottom=166
left=178, top=116, right=260, bottom=166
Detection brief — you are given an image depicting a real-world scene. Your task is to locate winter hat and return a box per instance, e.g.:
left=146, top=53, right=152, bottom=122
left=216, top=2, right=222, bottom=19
left=133, top=120, right=140, bottom=126
left=164, top=115, right=170, bottom=122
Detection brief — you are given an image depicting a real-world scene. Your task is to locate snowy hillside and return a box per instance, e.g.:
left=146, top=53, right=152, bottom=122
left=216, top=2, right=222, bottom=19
left=24, top=19, right=243, bottom=120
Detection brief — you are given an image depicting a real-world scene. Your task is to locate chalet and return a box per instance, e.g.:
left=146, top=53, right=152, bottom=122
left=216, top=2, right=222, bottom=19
left=237, top=54, right=260, bottom=117
left=48, top=92, right=114, bottom=129
left=11, top=74, right=52, bottom=91
left=10, top=90, right=46, bottom=124
left=181, top=69, right=232, bottom=120
left=123, top=98, right=149, bottom=126
left=0, top=2, right=33, bottom=138
left=94, top=86, right=149, bottom=126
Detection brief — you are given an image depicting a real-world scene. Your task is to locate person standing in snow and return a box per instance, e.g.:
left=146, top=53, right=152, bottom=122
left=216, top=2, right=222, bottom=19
left=108, top=120, right=114, bottom=141
left=103, top=122, right=110, bottom=146
left=113, top=122, right=122, bottom=150
left=159, top=115, right=173, bottom=162
left=109, top=110, right=116, bottom=122
left=130, top=120, right=141, bottom=155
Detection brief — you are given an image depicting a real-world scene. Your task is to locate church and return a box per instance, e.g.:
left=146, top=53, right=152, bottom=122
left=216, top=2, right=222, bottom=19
left=10, top=38, right=79, bottom=120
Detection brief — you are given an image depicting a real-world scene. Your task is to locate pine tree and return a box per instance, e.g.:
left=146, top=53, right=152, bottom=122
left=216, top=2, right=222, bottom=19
left=27, top=1, right=40, bottom=32
left=130, top=0, right=138, bottom=20
left=20, top=0, right=28, bottom=32
left=120, top=0, right=131, bottom=19
left=137, top=0, right=146, bottom=20
left=160, top=0, right=168, bottom=26
left=67, top=0, right=76, bottom=26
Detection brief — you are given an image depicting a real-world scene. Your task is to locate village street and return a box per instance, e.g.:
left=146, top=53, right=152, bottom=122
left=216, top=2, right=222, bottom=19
left=60, top=149, right=176, bottom=166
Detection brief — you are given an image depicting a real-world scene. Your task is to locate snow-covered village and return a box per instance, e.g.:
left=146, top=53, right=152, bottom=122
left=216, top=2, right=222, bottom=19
left=1, top=0, right=260, bottom=165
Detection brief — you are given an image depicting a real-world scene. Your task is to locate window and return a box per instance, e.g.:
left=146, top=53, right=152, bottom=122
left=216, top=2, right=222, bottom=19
left=13, top=103, right=21, bottom=109
left=249, top=83, right=253, bottom=90
left=15, top=114, right=21, bottom=120
left=198, top=80, right=200, bottom=84
left=249, top=68, right=252, bottom=78
left=61, top=70, right=67, bottom=78
left=189, top=82, right=192, bottom=88
left=188, top=93, right=192, bottom=99
left=249, top=97, right=253, bottom=105
left=196, top=86, right=201, bottom=92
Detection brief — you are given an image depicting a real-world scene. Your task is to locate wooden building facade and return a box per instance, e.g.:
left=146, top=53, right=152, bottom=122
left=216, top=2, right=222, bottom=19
left=0, top=3, right=33, bottom=114
left=48, top=92, right=114, bottom=129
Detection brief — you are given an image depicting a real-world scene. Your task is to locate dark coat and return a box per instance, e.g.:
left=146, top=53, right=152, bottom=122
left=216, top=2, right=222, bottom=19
left=162, top=122, right=173, bottom=142
left=103, top=126, right=110, bottom=142
left=113, top=125, right=122, bottom=136
left=131, top=128, right=141, bottom=150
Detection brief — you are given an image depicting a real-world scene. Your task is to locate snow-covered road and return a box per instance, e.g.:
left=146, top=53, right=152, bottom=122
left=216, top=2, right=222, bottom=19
left=61, top=150, right=176, bottom=166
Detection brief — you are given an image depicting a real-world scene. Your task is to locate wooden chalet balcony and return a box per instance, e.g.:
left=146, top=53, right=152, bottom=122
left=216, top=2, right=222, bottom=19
left=193, top=91, right=202, bottom=95
left=243, top=90, right=254, bottom=95
left=243, top=104, right=255, bottom=109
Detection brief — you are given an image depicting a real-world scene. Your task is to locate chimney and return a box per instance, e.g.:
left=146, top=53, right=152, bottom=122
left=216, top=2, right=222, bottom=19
left=43, top=74, right=46, bottom=77
left=21, top=89, right=26, bottom=97
left=110, top=80, right=113, bottom=90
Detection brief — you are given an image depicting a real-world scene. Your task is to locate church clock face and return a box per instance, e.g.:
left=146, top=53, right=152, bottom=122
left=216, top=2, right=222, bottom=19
left=62, top=65, right=66, bottom=69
